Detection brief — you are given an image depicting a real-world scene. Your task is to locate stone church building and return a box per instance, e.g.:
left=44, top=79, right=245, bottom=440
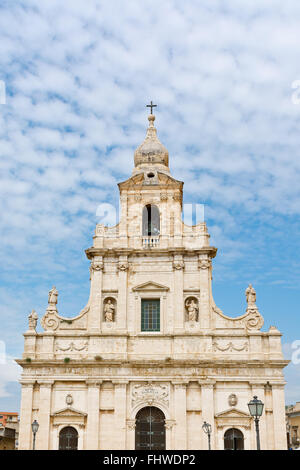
left=17, top=110, right=288, bottom=450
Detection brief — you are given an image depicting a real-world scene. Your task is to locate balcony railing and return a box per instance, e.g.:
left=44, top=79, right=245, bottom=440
left=142, top=236, right=160, bottom=248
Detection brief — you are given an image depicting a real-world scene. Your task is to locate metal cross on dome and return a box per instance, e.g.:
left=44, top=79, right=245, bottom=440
left=146, top=101, right=157, bottom=114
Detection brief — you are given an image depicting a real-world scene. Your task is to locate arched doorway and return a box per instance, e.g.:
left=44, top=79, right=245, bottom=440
left=59, top=426, right=78, bottom=450
left=135, top=406, right=166, bottom=450
left=224, top=428, right=244, bottom=450
left=142, top=205, right=160, bottom=236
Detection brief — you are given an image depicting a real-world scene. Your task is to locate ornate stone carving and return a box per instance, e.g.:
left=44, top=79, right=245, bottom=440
left=28, top=310, right=38, bottom=331
left=173, top=193, right=181, bottom=202
left=185, top=297, right=199, bottom=322
left=131, top=383, right=169, bottom=408
left=41, top=311, right=59, bottom=331
left=118, top=261, right=129, bottom=271
left=56, top=341, right=88, bottom=352
left=134, top=193, right=142, bottom=202
left=198, top=259, right=211, bottom=270
left=173, top=260, right=185, bottom=270
left=165, top=419, right=176, bottom=429
left=90, top=261, right=104, bottom=273
left=160, top=192, right=168, bottom=201
left=228, top=394, right=238, bottom=407
left=126, top=419, right=136, bottom=430
left=66, top=394, right=73, bottom=406
left=213, top=341, right=249, bottom=352
left=244, top=310, right=264, bottom=330
left=103, top=298, right=116, bottom=322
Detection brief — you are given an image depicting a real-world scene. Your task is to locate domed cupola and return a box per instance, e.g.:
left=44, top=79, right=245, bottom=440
left=133, top=113, right=169, bottom=174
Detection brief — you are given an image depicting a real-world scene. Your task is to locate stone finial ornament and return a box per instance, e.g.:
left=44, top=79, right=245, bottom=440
left=28, top=310, right=38, bottom=331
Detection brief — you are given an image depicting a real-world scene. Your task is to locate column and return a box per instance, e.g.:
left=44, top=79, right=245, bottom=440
left=36, top=381, right=53, bottom=450
left=272, top=384, right=287, bottom=449
left=86, top=380, right=101, bottom=449
left=18, top=381, right=34, bottom=450
left=88, top=257, right=103, bottom=332
left=113, top=382, right=128, bottom=449
left=117, top=257, right=128, bottom=331
left=173, top=256, right=184, bottom=333
left=173, top=382, right=187, bottom=449
left=200, top=381, right=215, bottom=449
left=250, top=383, right=267, bottom=450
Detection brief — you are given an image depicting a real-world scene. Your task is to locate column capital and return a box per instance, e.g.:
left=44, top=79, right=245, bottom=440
left=20, top=380, right=36, bottom=387
left=198, top=380, right=216, bottom=387
left=172, top=381, right=188, bottom=388
left=37, top=380, right=54, bottom=387
left=86, top=379, right=102, bottom=386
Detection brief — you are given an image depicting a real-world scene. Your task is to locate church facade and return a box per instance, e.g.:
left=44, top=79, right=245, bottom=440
left=17, top=111, right=288, bottom=450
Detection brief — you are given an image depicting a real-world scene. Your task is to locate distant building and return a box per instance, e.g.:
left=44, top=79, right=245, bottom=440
left=286, top=402, right=300, bottom=449
left=0, top=412, right=19, bottom=450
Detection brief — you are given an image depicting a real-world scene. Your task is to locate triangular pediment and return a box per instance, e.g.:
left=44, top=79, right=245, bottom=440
left=215, top=408, right=250, bottom=419
left=132, top=281, right=170, bottom=292
left=51, top=407, right=87, bottom=418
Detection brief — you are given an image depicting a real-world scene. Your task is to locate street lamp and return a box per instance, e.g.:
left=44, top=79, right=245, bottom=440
left=202, top=421, right=212, bottom=450
left=248, top=396, right=264, bottom=450
left=31, top=420, right=39, bottom=450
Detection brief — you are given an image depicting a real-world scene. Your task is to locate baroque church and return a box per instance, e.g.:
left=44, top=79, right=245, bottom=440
left=17, top=108, right=288, bottom=450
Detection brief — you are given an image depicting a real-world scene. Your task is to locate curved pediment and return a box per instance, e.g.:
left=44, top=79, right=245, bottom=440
left=132, top=281, right=170, bottom=292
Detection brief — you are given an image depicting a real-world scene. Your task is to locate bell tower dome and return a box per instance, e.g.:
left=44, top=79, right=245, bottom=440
left=133, top=113, right=170, bottom=176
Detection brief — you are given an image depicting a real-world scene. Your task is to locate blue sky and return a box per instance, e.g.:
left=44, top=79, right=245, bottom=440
left=0, top=0, right=300, bottom=411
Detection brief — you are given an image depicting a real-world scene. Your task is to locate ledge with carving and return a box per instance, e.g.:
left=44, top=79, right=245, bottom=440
left=211, top=284, right=265, bottom=332
left=41, top=287, right=89, bottom=332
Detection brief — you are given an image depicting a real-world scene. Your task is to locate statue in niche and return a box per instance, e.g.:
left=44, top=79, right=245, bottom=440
left=185, top=298, right=198, bottom=322
left=104, top=299, right=115, bottom=322
left=48, top=286, right=58, bottom=306
left=28, top=310, right=38, bottom=331
left=245, top=284, right=256, bottom=307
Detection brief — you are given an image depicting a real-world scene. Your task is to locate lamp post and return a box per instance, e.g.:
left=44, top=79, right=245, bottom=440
left=248, top=396, right=264, bottom=450
left=31, top=420, right=39, bottom=450
left=202, top=421, right=212, bottom=450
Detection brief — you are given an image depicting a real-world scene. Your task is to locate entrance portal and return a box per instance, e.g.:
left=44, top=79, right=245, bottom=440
left=135, top=406, right=166, bottom=450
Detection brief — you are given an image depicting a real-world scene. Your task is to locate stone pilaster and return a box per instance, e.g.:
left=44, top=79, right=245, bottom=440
left=36, top=381, right=53, bottom=450
left=250, top=383, right=267, bottom=449
left=272, top=384, right=287, bottom=449
left=200, top=381, right=215, bottom=449
left=18, top=381, right=34, bottom=450
left=198, top=257, right=211, bottom=331
left=117, top=257, right=129, bottom=331
left=86, top=380, right=101, bottom=449
left=113, top=382, right=128, bottom=449
left=173, top=256, right=184, bottom=332
left=88, top=258, right=103, bottom=332
left=173, top=382, right=187, bottom=449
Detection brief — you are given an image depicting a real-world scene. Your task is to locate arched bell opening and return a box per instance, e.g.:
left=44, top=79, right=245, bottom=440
left=142, top=205, right=160, bottom=236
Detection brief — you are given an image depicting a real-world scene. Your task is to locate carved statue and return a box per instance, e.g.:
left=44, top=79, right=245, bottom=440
left=245, top=284, right=256, bottom=306
left=28, top=310, right=38, bottom=331
left=48, top=286, right=58, bottom=305
left=185, top=299, right=198, bottom=322
left=104, top=299, right=115, bottom=322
